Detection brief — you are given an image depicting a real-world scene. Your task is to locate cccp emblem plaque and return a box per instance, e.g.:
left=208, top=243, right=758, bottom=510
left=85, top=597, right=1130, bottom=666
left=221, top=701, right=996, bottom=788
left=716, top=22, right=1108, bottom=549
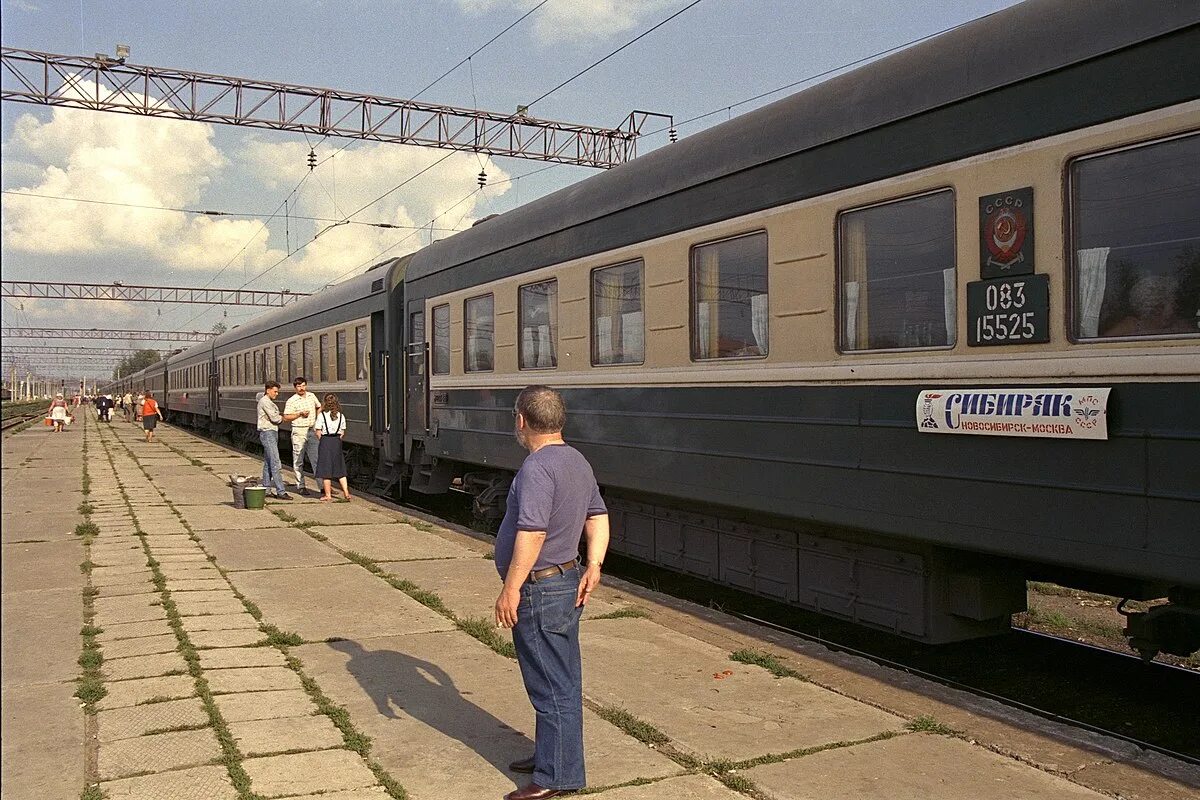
left=979, top=187, right=1034, bottom=279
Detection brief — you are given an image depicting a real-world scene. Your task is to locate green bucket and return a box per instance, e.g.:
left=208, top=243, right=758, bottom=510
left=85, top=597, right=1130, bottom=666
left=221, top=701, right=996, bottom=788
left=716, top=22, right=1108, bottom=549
left=243, top=486, right=267, bottom=510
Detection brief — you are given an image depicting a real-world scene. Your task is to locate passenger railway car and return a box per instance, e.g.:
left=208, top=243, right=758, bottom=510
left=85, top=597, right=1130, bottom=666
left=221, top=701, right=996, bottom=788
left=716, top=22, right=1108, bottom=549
left=108, top=0, right=1200, bottom=657
left=399, top=0, right=1200, bottom=652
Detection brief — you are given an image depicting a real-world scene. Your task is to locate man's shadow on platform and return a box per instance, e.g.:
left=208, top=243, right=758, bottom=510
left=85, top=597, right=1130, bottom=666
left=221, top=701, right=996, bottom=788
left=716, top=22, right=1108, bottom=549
left=330, top=639, right=531, bottom=778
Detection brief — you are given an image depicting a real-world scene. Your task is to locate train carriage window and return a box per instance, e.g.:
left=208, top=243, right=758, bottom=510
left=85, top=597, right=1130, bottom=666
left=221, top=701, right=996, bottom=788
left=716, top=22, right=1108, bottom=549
left=253, top=350, right=262, bottom=384
left=409, top=312, right=424, bottom=378
left=838, top=190, right=956, bottom=351
left=1071, top=133, right=1200, bottom=340
left=432, top=304, right=450, bottom=375
left=355, top=325, right=368, bottom=380
left=592, top=260, right=644, bottom=365
left=236, top=355, right=243, bottom=386
left=303, top=337, right=314, bottom=382
left=519, top=279, right=558, bottom=369
left=336, top=330, right=347, bottom=381
left=274, top=345, right=283, bottom=383
left=285, top=342, right=296, bottom=382
left=691, top=232, right=769, bottom=359
left=464, top=294, right=494, bottom=372
left=319, top=334, right=329, bottom=382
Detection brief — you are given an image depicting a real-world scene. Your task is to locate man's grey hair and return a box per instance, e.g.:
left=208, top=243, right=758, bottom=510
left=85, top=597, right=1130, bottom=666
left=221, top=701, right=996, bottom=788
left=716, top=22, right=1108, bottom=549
left=516, top=385, right=566, bottom=433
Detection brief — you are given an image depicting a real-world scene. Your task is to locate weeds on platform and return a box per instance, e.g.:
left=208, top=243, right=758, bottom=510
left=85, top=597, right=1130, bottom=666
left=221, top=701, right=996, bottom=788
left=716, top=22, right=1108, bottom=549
left=905, top=715, right=960, bottom=736
left=455, top=616, right=517, bottom=659
left=588, top=606, right=649, bottom=621
left=592, top=705, right=669, bottom=745
left=80, top=784, right=104, bottom=800
left=259, top=624, right=304, bottom=648
left=74, top=521, right=100, bottom=539
left=730, top=649, right=807, bottom=681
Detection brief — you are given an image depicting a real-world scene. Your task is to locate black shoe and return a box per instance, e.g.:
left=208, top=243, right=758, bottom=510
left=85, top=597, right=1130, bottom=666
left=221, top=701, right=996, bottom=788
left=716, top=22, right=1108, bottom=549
left=275, top=492, right=293, bottom=500
left=508, top=755, right=536, bottom=773
left=298, top=487, right=311, bottom=497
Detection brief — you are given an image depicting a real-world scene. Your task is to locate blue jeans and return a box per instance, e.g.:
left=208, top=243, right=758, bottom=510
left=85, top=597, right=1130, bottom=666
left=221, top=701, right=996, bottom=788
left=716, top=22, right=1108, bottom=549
left=259, top=430, right=286, bottom=495
left=512, top=566, right=585, bottom=790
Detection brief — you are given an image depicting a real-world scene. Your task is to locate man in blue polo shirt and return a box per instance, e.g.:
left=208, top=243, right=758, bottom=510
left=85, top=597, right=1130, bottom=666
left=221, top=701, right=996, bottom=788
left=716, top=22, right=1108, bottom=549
left=494, top=386, right=609, bottom=800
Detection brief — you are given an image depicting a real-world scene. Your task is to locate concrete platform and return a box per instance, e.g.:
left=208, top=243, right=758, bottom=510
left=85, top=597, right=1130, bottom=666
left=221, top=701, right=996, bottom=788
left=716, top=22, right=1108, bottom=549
left=3, top=413, right=1191, bottom=800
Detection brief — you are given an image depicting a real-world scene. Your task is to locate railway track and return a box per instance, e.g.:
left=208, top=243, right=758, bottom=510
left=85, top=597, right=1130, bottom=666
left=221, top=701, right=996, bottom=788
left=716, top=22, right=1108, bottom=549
left=0, top=412, right=42, bottom=432
left=163, top=419, right=1200, bottom=763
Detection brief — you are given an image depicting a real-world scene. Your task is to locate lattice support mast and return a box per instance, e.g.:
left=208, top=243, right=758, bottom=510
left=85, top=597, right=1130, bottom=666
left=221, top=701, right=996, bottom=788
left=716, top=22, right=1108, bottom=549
left=2, top=280, right=308, bottom=307
left=2, top=327, right=215, bottom=342
left=1, top=48, right=652, bottom=168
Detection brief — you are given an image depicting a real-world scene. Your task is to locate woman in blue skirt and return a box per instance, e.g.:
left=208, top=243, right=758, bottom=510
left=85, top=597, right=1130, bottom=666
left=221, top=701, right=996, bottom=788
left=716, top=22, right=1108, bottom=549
left=314, top=393, right=351, bottom=501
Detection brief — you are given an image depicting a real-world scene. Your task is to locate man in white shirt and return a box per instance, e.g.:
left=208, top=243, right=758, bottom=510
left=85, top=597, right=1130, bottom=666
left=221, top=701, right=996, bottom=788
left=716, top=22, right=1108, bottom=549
left=283, top=377, right=321, bottom=496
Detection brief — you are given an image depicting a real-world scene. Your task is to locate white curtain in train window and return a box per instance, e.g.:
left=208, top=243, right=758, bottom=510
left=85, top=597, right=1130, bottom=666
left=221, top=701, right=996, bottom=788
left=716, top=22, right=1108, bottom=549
left=942, top=268, right=956, bottom=343
left=695, top=246, right=720, bottom=358
left=696, top=302, right=711, bottom=358
left=621, top=311, right=644, bottom=361
left=1077, top=247, right=1110, bottom=338
left=750, top=293, right=768, bottom=353
left=843, top=282, right=860, bottom=350
left=595, top=315, right=613, bottom=363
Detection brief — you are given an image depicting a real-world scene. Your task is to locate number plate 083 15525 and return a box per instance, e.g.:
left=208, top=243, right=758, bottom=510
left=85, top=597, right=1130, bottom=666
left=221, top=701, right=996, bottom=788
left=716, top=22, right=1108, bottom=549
left=966, top=273, right=1049, bottom=346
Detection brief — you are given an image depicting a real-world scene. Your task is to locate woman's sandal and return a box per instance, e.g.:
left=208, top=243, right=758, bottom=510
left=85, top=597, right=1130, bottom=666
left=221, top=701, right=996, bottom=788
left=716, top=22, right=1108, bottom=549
left=319, top=496, right=332, bottom=502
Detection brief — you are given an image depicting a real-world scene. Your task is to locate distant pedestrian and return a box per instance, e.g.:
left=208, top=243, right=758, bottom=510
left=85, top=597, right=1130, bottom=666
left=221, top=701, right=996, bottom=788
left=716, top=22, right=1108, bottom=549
left=257, top=381, right=292, bottom=500
left=314, top=393, right=350, bottom=502
left=140, top=391, right=163, bottom=442
left=46, top=392, right=70, bottom=433
left=283, top=377, right=321, bottom=496
left=494, top=386, right=610, bottom=800
left=134, top=392, right=144, bottom=422
left=122, top=392, right=132, bottom=421
left=96, top=394, right=113, bottom=422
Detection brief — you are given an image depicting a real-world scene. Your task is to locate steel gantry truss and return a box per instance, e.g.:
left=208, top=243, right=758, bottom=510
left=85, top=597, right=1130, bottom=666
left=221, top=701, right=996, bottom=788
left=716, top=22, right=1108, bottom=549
left=1, top=48, right=662, bottom=168
left=1, top=344, right=166, bottom=356
left=2, top=327, right=215, bottom=342
left=2, top=280, right=308, bottom=307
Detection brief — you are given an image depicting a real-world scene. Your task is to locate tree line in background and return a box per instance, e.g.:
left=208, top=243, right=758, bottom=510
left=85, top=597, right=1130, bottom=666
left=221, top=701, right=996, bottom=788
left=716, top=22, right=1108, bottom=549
left=112, top=350, right=161, bottom=380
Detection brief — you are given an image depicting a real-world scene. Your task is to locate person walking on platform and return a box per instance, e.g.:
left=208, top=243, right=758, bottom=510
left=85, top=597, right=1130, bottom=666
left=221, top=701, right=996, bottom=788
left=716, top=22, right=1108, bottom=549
left=257, top=381, right=292, bottom=500
left=96, top=394, right=113, bottom=422
left=140, top=391, right=163, bottom=443
left=284, top=377, right=321, bottom=496
left=122, top=391, right=132, bottom=421
left=46, top=392, right=70, bottom=433
left=134, top=392, right=144, bottom=422
left=494, top=386, right=610, bottom=800
left=314, top=393, right=351, bottom=502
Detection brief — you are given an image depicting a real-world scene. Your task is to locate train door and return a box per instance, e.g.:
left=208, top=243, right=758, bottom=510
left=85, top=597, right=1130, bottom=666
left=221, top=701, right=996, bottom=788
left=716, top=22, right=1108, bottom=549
left=208, top=349, right=219, bottom=421
left=370, top=311, right=387, bottom=447
left=406, top=308, right=427, bottom=434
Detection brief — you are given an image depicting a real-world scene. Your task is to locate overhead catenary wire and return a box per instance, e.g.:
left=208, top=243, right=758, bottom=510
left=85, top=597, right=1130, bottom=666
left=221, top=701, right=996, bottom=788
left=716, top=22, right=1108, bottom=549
left=524, top=0, right=707, bottom=111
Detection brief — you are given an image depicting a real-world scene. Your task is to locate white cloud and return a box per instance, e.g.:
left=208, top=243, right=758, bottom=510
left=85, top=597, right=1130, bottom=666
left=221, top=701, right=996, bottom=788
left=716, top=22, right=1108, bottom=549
left=455, top=0, right=679, bottom=44
left=2, top=77, right=510, bottom=291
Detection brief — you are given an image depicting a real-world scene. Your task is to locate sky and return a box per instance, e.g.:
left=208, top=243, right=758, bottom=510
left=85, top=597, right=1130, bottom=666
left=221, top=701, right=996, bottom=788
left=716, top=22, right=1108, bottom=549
left=0, top=0, right=1019, bottom=382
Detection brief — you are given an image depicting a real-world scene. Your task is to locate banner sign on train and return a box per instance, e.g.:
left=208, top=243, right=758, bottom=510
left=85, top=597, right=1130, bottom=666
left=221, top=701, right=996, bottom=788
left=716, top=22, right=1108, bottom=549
left=915, top=388, right=1110, bottom=440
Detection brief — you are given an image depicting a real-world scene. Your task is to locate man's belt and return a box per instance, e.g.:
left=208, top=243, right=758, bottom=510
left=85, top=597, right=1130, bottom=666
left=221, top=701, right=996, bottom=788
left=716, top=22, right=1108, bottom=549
left=527, top=559, right=578, bottom=584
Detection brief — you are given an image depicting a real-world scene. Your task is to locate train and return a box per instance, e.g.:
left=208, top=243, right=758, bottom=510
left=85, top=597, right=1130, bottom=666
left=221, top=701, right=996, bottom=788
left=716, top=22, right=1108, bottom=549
left=106, top=0, right=1200, bottom=658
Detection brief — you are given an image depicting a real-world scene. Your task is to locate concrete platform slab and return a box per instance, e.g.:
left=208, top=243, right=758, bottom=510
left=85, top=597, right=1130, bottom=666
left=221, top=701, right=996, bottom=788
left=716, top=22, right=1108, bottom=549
left=743, top=732, right=1108, bottom=800
left=0, top=683, right=85, bottom=800
left=91, top=569, right=153, bottom=588
left=93, top=603, right=167, bottom=627
left=191, top=628, right=266, bottom=649
left=195, top=527, right=345, bottom=571
left=1, top=511, right=81, bottom=543
left=382, top=557, right=623, bottom=633
left=95, top=580, right=159, bottom=598
left=581, top=618, right=903, bottom=761
left=105, top=651, right=190, bottom=681
left=1, top=587, right=82, bottom=685
left=169, top=589, right=240, bottom=606
left=96, top=619, right=175, bottom=642
left=282, top=790, right=389, bottom=800
left=235, top=564, right=453, bottom=642
left=198, top=647, right=287, bottom=670
left=100, top=763, right=238, bottom=800
left=96, top=675, right=196, bottom=710
left=98, top=726, right=222, bottom=780
left=1, top=540, right=82, bottom=592
left=206, top=666, right=303, bottom=694
left=594, top=774, right=744, bottom=799
left=179, top=612, right=259, bottom=632
left=294, top=633, right=679, bottom=798
left=313, top=522, right=480, bottom=562
left=179, top=505, right=291, bottom=531
left=176, top=598, right=248, bottom=617
left=169, top=579, right=233, bottom=592
left=243, top=749, right=379, bottom=798
left=97, top=696, right=209, bottom=741
left=213, top=689, right=318, bottom=722
left=102, top=633, right=180, bottom=660
left=229, top=714, right=344, bottom=756
left=286, top=503, right=397, bottom=527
